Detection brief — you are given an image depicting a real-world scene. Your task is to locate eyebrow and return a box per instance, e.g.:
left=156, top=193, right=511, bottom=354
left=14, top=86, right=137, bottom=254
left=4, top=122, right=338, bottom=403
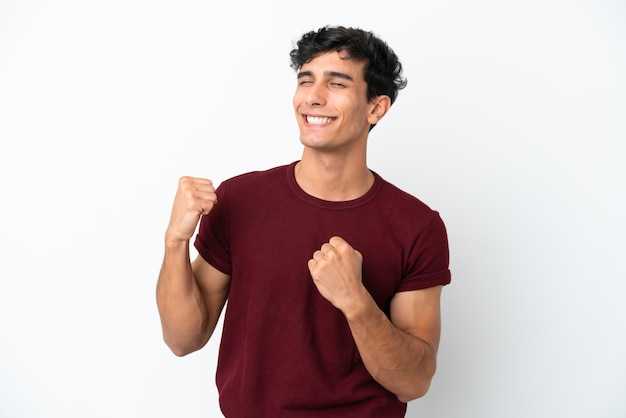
left=297, top=70, right=354, bottom=82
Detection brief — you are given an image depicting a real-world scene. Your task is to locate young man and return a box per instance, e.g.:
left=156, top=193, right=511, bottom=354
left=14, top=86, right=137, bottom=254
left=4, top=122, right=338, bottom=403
left=157, top=25, right=451, bottom=417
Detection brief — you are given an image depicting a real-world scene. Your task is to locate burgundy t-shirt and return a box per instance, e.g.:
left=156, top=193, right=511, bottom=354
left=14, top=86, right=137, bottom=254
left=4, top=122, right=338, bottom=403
left=194, top=162, right=451, bottom=417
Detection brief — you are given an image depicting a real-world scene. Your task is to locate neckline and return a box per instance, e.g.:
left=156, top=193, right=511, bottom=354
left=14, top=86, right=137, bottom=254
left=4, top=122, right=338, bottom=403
left=286, top=161, right=382, bottom=210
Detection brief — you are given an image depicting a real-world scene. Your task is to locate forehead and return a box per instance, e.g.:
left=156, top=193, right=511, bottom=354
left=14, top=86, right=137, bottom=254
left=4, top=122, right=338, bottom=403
left=301, top=50, right=366, bottom=80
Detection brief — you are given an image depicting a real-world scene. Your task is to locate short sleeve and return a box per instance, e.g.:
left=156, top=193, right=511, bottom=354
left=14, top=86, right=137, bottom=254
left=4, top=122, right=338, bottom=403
left=193, top=183, right=232, bottom=276
left=396, top=212, right=451, bottom=292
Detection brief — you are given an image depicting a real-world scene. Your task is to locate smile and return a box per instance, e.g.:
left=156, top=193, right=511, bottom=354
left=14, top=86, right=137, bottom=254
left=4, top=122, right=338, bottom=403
left=305, top=115, right=335, bottom=125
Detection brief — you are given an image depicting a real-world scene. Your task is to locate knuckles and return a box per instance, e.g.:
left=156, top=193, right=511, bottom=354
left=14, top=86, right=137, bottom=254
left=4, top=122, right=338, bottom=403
left=178, top=176, right=214, bottom=190
left=178, top=176, right=194, bottom=187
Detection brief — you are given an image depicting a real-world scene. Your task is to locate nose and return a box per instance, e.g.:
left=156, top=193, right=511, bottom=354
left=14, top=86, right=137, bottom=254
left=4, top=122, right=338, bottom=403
left=305, top=83, right=325, bottom=106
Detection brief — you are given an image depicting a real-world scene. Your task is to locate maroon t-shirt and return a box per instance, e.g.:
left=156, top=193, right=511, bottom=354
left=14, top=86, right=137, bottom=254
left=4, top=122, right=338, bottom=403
left=194, top=162, right=451, bottom=417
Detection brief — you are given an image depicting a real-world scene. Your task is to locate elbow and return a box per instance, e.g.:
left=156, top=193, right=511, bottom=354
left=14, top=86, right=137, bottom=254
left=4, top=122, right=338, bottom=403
left=395, top=365, right=436, bottom=403
left=160, top=319, right=212, bottom=357
left=396, top=379, right=431, bottom=403
left=169, top=344, right=195, bottom=357
left=163, top=333, right=204, bottom=357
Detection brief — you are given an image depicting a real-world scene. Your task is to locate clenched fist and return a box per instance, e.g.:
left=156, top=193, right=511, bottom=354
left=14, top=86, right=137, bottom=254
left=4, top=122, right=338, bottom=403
left=308, top=236, right=365, bottom=313
left=165, top=176, right=217, bottom=243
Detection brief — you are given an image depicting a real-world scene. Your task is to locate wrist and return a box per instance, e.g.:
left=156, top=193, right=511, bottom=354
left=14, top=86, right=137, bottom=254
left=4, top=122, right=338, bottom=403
left=164, top=231, right=191, bottom=250
left=342, top=286, right=377, bottom=323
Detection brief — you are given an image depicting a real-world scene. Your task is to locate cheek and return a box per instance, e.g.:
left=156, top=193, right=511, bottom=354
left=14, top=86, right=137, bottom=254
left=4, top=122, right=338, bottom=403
left=292, top=96, right=301, bottom=119
left=292, top=87, right=307, bottom=104
left=293, top=94, right=306, bottom=116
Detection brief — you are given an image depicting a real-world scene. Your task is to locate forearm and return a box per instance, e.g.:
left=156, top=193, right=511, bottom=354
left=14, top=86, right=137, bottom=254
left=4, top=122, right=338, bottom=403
left=345, top=291, right=436, bottom=402
left=156, top=239, right=210, bottom=356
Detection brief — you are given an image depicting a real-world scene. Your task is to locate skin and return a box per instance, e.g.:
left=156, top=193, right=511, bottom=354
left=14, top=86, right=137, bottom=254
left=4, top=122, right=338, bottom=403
left=156, top=50, right=443, bottom=403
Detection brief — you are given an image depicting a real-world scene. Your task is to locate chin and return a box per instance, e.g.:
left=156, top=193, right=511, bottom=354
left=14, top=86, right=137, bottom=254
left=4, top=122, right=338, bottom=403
left=299, top=135, right=327, bottom=149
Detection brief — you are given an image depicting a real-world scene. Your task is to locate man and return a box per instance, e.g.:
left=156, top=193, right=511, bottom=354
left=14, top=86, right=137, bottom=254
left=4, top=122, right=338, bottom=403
left=157, top=25, right=451, bottom=417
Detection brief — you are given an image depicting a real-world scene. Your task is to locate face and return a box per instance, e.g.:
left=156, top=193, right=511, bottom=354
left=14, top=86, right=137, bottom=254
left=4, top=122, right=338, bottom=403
left=292, top=51, right=385, bottom=153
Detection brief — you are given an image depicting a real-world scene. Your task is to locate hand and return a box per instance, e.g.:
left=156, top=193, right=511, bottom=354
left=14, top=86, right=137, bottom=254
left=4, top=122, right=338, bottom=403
left=308, top=236, right=365, bottom=312
left=165, top=176, right=217, bottom=243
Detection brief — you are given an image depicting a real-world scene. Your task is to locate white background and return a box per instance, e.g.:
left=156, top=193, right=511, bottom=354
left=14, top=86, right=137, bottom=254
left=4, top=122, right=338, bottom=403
left=1, top=0, right=625, bottom=417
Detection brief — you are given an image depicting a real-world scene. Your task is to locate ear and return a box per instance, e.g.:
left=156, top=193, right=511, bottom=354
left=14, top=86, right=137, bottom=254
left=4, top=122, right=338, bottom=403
left=367, top=95, right=392, bottom=126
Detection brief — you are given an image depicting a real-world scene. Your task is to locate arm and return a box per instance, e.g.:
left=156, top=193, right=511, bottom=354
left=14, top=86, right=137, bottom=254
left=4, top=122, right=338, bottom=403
left=308, top=236, right=443, bottom=402
left=344, top=286, right=441, bottom=402
left=156, top=176, right=231, bottom=356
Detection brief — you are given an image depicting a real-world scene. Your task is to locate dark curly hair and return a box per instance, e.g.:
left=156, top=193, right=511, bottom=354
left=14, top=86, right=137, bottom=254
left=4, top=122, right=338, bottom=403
left=289, top=25, right=407, bottom=105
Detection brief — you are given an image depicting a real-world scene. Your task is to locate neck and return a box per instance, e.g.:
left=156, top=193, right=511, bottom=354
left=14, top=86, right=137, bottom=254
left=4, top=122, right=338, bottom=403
left=295, top=150, right=374, bottom=201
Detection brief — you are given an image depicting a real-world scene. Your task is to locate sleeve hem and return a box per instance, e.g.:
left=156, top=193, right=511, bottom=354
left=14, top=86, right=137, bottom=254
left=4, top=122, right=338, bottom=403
left=194, top=235, right=232, bottom=276
left=395, top=269, right=451, bottom=292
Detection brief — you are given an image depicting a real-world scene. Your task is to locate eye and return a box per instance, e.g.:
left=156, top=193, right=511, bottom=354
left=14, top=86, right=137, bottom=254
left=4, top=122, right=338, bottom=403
left=330, top=82, right=346, bottom=88
left=298, top=79, right=314, bottom=86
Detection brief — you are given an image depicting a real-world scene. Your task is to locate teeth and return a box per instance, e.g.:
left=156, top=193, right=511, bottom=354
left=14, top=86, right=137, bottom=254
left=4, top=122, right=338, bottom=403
left=307, top=116, right=332, bottom=125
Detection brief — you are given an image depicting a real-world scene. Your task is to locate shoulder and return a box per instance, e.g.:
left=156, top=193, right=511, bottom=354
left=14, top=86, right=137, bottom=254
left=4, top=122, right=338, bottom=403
left=219, top=162, right=294, bottom=191
left=375, top=175, right=441, bottom=221
left=214, top=163, right=296, bottom=210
